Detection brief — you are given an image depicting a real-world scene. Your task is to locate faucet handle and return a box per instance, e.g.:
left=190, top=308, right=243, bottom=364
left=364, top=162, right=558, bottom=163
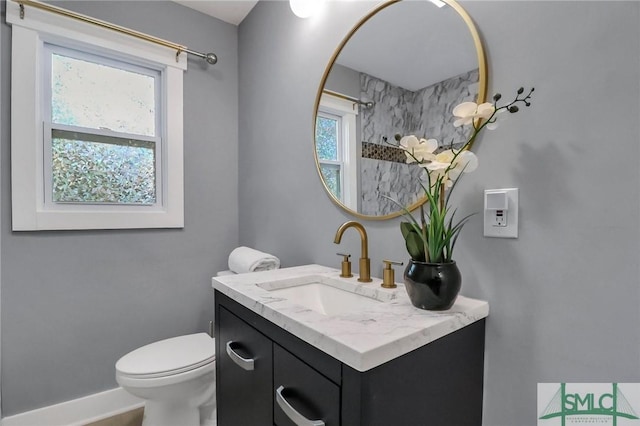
left=381, top=260, right=404, bottom=289
left=336, top=253, right=353, bottom=278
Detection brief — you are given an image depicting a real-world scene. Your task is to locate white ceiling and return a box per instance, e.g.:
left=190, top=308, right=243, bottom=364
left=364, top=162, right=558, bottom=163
left=172, top=0, right=259, bottom=25
left=336, top=1, right=478, bottom=91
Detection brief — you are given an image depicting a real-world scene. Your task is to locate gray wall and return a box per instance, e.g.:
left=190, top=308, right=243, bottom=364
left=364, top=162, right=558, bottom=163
left=0, top=3, right=3, bottom=418
left=324, top=63, right=360, bottom=99
left=238, top=1, right=640, bottom=425
left=1, top=1, right=238, bottom=415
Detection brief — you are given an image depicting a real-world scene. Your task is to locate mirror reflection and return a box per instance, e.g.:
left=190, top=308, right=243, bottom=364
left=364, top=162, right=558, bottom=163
left=315, top=0, right=486, bottom=218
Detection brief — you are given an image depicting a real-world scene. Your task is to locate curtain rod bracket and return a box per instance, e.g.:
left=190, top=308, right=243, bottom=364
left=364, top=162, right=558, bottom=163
left=19, top=3, right=24, bottom=19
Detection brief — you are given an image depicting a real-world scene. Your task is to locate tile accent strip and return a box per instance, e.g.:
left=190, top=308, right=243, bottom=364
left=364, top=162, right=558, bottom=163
left=361, top=141, right=406, bottom=163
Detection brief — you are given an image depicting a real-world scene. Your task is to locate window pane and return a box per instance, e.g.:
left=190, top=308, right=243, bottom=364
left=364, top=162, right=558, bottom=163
left=51, top=129, right=156, bottom=204
left=51, top=52, right=156, bottom=136
left=320, top=163, right=341, bottom=199
left=316, top=116, right=339, bottom=161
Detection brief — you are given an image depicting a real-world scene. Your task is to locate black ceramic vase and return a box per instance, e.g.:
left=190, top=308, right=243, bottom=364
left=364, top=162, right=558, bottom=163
left=403, top=260, right=461, bottom=311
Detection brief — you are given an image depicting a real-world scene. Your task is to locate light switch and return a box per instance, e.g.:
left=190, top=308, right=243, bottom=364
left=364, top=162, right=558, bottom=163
left=484, top=188, right=518, bottom=238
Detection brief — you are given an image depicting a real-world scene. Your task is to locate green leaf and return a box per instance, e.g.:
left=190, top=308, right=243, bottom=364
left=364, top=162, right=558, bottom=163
left=400, top=221, right=415, bottom=239
left=405, top=229, right=426, bottom=262
left=400, top=221, right=425, bottom=261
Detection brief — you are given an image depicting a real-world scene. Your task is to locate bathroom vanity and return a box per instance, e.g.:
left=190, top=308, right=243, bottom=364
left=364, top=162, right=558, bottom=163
left=212, top=265, right=489, bottom=426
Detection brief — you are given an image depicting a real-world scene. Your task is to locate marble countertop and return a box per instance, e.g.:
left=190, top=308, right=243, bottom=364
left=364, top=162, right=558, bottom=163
left=212, top=264, right=489, bottom=372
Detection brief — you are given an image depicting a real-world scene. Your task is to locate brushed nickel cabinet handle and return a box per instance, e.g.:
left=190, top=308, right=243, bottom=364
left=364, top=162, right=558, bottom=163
left=225, top=341, right=255, bottom=371
left=276, top=385, right=325, bottom=426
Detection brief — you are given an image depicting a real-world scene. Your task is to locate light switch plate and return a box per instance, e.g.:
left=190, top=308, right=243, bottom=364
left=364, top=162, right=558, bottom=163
left=484, top=188, right=519, bottom=238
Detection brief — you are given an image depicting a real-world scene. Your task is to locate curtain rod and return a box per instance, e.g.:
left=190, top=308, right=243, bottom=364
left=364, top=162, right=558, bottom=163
left=13, top=0, right=218, bottom=65
left=323, top=89, right=374, bottom=108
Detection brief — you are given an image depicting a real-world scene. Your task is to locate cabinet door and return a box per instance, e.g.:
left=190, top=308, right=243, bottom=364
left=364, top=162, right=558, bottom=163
left=273, top=344, right=340, bottom=426
left=217, top=307, right=273, bottom=426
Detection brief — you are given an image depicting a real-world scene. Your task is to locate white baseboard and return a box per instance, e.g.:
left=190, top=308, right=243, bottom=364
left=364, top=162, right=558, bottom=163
left=0, top=387, right=144, bottom=426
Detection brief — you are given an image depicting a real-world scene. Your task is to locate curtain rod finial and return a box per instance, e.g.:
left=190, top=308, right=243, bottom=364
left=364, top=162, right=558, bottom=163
left=205, top=53, right=217, bottom=65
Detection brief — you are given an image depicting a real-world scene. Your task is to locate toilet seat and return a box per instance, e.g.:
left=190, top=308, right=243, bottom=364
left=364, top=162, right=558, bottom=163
left=116, top=333, right=216, bottom=379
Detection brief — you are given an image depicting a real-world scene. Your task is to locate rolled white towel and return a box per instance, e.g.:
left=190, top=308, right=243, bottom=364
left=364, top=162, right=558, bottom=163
left=228, top=246, right=280, bottom=274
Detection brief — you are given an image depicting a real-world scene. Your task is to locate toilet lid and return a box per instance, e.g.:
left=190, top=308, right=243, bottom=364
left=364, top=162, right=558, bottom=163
left=116, top=333, right=215, bottom=378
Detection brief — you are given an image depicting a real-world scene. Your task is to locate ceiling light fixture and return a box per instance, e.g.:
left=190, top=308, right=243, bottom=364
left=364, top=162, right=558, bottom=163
left=289, top=0, right=324, bottom=18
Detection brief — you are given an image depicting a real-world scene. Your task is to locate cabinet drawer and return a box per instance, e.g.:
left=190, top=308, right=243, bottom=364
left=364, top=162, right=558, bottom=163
left=274, top=344, right=340, bottom=426
left=217, top=306, right=273, bottom=426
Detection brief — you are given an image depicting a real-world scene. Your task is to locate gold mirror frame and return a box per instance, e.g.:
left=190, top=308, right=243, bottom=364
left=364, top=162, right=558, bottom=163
left=313, top=0, right=487, bottom=221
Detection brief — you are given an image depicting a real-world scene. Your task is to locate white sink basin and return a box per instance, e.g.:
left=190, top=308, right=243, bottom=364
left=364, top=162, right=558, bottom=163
left=256, top=275, right=394, bottom=316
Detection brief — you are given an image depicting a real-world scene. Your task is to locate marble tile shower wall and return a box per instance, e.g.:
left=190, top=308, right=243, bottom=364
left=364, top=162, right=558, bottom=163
left=359, top=69, right=479, bottom=216
left=360, top=157, right=424, bottom=216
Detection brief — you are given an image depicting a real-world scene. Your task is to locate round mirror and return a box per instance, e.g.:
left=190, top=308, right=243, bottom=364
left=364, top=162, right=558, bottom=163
left=314, top=0, right=487, bottom=220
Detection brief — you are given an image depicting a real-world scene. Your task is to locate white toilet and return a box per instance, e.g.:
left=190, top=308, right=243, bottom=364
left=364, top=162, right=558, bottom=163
left=115, top=333, right=216, bottom=426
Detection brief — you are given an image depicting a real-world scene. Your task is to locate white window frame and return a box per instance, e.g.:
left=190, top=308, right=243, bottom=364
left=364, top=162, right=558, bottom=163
left=318, top=94, right=358, bottom=210
left=7, top=1, right=185, bottom=230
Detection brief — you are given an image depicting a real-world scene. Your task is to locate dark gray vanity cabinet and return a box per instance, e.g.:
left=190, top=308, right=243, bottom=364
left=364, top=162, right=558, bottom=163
left=217, top=306, right=273, bottom=425
left=273, top=344, right=341, bottom=426
left=215, top=290, right=486, bottom=426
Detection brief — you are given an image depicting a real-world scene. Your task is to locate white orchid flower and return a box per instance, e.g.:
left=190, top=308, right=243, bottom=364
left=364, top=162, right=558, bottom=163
left=485, top=109, right=506, bottom=130
left=425, top=149, right=455, bottom=172
left=421, top=149, right=479, bottom=187
left=448, top=150, right=479, bottom=181
left=452, top=102, right=495, bottom=127
left=399, top=135, right=438, bottom=164
left=421, top=149, right=454, bottom=188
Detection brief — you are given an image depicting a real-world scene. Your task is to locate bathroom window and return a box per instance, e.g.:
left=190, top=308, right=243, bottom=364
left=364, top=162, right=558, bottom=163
left=316, top=112, right=344, bottom=199
left=7, top=1, right=185, bottom=230
left=46, top=46, right=160, bottom=206
left=316, top=94, right=358, bottom=210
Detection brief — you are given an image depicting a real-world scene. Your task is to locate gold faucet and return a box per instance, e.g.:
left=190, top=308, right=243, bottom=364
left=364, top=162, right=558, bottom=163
left=334, top=221, right=372, bottom=282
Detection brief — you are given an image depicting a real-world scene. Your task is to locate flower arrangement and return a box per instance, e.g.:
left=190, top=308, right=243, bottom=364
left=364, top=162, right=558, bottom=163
left=392, top=87, right=534, bottom=263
